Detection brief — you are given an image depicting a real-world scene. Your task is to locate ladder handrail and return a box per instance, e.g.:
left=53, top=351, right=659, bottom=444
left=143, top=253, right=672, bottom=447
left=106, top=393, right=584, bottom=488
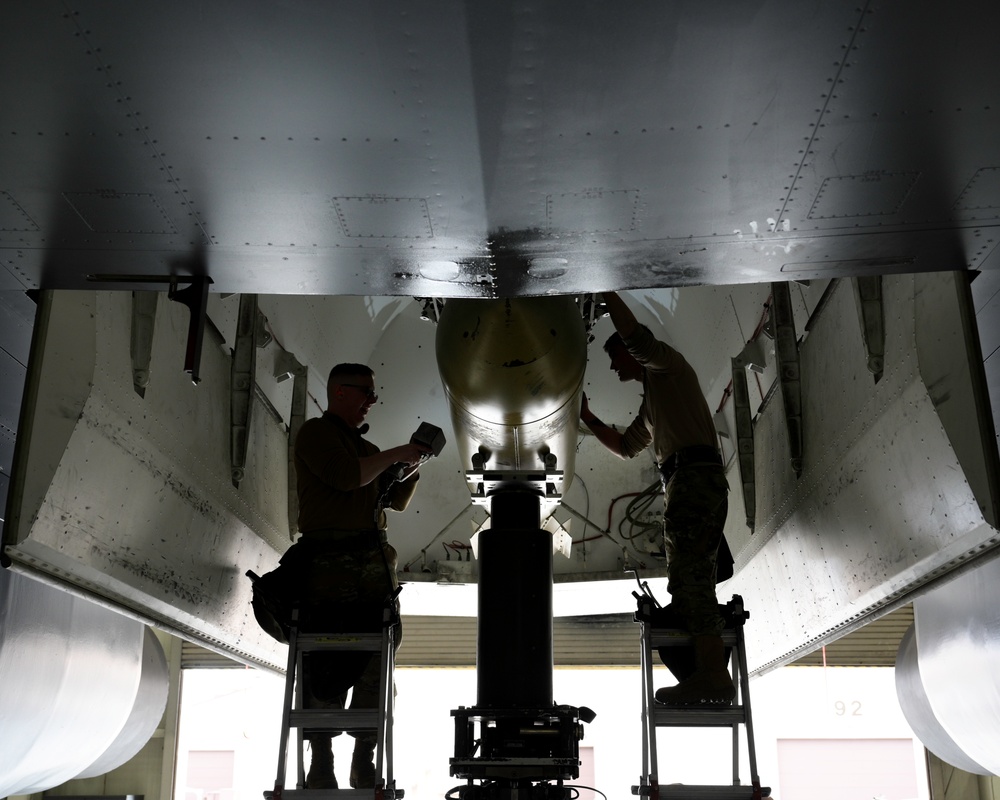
left=734, top=621, right=761, bottom=790
left=273, top=608, right=302, bottom=795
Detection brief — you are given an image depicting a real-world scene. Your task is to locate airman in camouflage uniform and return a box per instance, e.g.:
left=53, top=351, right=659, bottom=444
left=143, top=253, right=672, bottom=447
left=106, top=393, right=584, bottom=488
left=285, top=363, right=430, bottom=789
left=581, top=292, right=735, bottom=706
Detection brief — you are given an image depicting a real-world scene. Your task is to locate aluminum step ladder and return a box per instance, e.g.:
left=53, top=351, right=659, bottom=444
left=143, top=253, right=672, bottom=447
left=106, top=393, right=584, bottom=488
left=264, top=603, right=403, bottom=800
left=632, top=593, right=769, bottom=800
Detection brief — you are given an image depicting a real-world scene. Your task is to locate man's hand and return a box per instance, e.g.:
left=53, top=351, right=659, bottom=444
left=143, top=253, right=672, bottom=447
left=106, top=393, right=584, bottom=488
left=579, top=390, right=627, bottom=459
left=387, top=442, right=434, bottom=483
left=580, top=391, right=603, bottom=430
left=359, top=442, right=432, bottom=487
left=393, top=442, right=432, bottom=467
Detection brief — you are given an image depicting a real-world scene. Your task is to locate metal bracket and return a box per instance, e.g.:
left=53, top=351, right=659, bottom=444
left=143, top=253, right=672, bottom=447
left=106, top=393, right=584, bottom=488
left=278, top=351, right=307, bottom=539
left=731, top=355, right=756, bottom=532
left=467, top=468, right=564, bottom=516
left=89, top=272, right=213, bottom=383
left=255, top=310, right=273, bottom=349
left=273, top=349, right=304, bottom=383
left=129, top=291, right=158, bottom=398
left=853, top=275, right=885, bottom=383
left=740, top=337, right=768, bottom=374
left=450, top=704, right=590, bottom=782
left=230, top=294, right=259, bottom=488
left=576, top=293, right=607, bottom=344
left=416, top=297, right=445, bottom=323
left=167, top=275, right=213, bottom=384
left=771, top=281, right=804, bottom=476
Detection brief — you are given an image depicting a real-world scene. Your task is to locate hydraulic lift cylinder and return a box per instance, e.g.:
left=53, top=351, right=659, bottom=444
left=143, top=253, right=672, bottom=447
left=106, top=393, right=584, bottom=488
left=477, top=491, right=553, bottom=709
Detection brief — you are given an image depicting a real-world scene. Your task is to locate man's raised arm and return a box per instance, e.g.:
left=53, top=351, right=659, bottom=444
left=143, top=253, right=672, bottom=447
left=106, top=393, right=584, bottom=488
left=602, top=291, right=639, bottom=339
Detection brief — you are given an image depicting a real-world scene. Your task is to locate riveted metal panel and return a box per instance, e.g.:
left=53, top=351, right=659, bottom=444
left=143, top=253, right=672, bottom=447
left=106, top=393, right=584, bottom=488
left=4, top=2, right=1000, bottom=295
left=807, top=172, right=921, bottom=220
left=4, top=290, right=288, bottom=670
left=62, top=191, right=177, bottom=234
left=791, top=604, right=913, bottom=667
left=0, top=191, right=40, bottom=232
left=725, top=272, right=1000, bottom=672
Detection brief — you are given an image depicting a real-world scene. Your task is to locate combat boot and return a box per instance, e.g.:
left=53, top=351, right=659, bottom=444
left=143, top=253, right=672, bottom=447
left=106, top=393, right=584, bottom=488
left=655, top=634, right=735, bottom=706
left=305, top=736, right=337, bottom=790
left=349, top=738, right=377, bottom=789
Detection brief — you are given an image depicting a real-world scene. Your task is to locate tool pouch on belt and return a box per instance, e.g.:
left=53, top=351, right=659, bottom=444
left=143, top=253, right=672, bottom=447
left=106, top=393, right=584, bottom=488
left=250, top=531, right=400, bottom=645
left=250, top=566, right=294, bottom=643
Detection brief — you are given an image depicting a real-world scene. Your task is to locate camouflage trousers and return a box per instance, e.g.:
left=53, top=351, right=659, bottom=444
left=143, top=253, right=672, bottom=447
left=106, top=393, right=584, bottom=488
left=282, top=531, right=400, bottom=743
left=662, top=463, right=730, bottom=636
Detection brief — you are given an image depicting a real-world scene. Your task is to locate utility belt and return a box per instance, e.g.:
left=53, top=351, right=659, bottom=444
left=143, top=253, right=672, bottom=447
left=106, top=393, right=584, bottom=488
left=252, top=526, right=397, bottom=645
left=296, top=527, right=387, bottom=550
left=658, top=445, right=723, bottom=485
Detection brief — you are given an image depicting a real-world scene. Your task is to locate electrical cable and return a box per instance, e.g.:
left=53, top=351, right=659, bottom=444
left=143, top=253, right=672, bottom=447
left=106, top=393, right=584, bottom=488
left=563, top=785, right=607, bottom=800
left=442, top=540, right=472, bottom=561
left=560, top=499, right=651, bottom=568
left=631, top=569, right=662, bottom=608
left=560, top=502, right=626, bottom=549
left=618, top=480, right=663, bottom=544
left=401, top=502, right=474, bottom=571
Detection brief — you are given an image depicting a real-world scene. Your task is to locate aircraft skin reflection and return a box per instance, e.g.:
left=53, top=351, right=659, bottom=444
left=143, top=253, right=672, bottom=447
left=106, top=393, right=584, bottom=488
left=435, top=295, right=588, bottom=508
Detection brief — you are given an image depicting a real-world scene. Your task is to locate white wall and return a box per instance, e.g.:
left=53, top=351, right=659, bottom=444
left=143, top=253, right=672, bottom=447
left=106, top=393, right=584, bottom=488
left=175, top=665, right=928, bottom=800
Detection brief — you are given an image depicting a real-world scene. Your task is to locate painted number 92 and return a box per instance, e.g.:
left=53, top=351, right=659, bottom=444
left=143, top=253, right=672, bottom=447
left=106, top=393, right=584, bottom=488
left=834, top=700, right=862, bottom=716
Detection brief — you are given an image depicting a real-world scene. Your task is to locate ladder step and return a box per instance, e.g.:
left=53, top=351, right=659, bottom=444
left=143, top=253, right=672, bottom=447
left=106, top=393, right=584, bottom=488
left=294, top=633, right=384, bottom=652
left=649, top=630, right=739, bottom=648
left=632, top=784, right=770, bottom=799
left=288, top=709, right=379, bottom=732
left=652, top=705, right=748, bottom=726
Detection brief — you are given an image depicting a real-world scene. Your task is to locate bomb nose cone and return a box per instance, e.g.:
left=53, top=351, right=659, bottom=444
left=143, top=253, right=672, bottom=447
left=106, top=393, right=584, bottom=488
left=435, top=296, right=588, bottom=492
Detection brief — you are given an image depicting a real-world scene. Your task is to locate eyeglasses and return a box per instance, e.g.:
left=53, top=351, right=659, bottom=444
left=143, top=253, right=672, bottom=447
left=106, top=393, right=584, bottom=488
left=340, top=383, right=378, bottom=402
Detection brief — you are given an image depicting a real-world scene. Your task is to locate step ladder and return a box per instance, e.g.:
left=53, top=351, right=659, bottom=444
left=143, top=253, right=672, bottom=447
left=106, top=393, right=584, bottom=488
left=265, top=603, right=403, bottom=800
left=632, top=593, right=769, bottom=800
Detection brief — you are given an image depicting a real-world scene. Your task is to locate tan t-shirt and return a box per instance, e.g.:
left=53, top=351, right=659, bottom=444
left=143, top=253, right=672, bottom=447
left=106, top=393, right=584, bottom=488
left=619, top=325, right=719, bottom=465
left=294, top=412, right=419, bottom=533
